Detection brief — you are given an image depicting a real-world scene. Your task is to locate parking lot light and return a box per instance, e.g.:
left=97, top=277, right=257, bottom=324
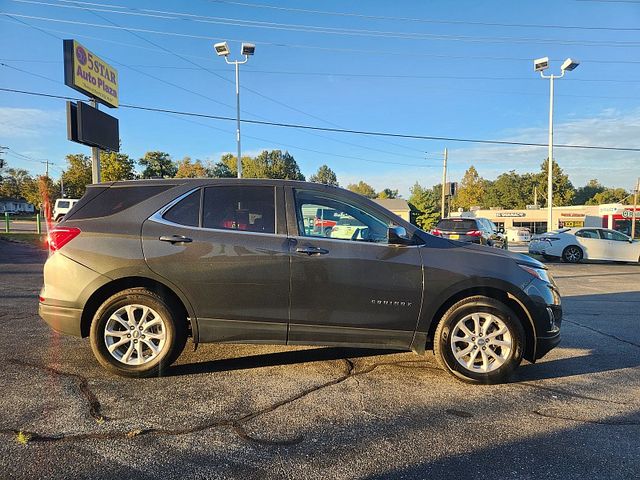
left=534, top=57, right=580, bottom=231
left=214, top=41, right=256, bottom=178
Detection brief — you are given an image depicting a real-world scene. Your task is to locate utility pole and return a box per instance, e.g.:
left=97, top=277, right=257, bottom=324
left=40, top=158, right=49, bottom=178
left=90, top=99, right=101, bottom=183
left=632, top=177, right=639, bottom=239
left=0, top=146, right=7, bottom=169
left=547, top=74, right=554, bottom=231
left=534, top=186, right=538, bottom=207
left=441, top=148, right=448, bottom=219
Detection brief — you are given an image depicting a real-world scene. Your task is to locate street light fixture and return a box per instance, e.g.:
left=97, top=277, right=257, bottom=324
left=214, top=41, right=255, bottom=178
left=534, top=56, right=579, bottom=232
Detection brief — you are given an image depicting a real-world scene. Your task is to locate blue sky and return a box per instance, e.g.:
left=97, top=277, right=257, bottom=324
left=1, top=0, right=640, bottom=196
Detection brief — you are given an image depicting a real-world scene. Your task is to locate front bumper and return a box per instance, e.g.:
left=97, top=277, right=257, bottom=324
left=523, top=279, right=563, bottom=361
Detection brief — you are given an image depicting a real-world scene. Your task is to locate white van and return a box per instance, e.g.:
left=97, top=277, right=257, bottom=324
left=53, top=198, right=79, bottom=222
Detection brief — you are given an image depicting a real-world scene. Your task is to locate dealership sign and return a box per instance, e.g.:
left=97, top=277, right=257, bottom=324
left=495, top=212, right=526, bottom=217
left=63, top=39, right=118, bottom=108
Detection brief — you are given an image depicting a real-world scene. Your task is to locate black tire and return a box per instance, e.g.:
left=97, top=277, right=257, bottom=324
left=90, top=287, right=187, bottom=377
left=562, top=245, right=583, bottom=263
left=434, top=296, right=525, bottom=384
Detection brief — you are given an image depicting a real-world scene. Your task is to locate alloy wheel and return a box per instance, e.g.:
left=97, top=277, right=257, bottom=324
left=104, top=304, right=167, bottom=365
left=450, top=312, right=513, bottom=373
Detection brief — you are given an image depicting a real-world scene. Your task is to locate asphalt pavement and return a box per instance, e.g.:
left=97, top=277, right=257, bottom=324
left=0, top=239, right=638, bottom=480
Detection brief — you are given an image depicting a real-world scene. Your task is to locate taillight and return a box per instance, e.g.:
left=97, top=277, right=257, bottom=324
left=466, top=230, right=482, bottom=237
left=432, top=229, right=442, bottom=236
left=48, top=226, right=81, bottom=252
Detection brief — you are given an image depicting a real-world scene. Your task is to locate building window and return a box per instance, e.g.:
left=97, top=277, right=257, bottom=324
left=513, top=221, right=548, bottom=234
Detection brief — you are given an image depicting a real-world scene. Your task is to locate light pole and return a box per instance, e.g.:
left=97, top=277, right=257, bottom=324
left=534, top=57, right=579, bottom=232
left=214, top=41, right=255, bottom=179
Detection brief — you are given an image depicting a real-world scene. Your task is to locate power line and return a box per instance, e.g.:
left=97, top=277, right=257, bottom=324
left=207, top=0, right=640, bottom=32
left=5, top=8, right=640, bottom=49
left=4, top=13, right=640, bottom=66
left=3, top=86, right=640, bottom=153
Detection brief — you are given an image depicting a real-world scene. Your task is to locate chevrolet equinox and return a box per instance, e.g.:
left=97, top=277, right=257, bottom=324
left=39, top=179, right=562, bottom=383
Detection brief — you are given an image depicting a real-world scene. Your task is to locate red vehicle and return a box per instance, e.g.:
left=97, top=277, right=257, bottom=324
left=313, top=208, right=341, bottom=236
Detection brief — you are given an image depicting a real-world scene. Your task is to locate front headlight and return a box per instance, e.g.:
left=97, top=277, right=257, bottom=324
left=518, top=264, right=552, bottom=283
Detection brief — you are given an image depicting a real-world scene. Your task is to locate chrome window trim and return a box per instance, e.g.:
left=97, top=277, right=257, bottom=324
left=148, top=186, right=285, bottom=238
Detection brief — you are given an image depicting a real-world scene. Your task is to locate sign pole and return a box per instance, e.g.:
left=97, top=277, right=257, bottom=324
left=90, top=98, right=101, bottom=183
left=632, top=177, right=639, bottom=239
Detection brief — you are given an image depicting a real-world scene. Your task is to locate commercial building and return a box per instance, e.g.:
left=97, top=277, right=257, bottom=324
left=373, top=198, right=411, bottom=222
left=451, top=203, right=640, bottom=239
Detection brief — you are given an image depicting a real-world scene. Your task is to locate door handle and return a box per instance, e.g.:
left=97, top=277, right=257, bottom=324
left=296, top=246, right=329, bottom=256
left=159, top=235, right=193, bottom=244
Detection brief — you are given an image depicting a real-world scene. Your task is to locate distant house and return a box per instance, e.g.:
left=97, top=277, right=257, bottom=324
left=373, top=198, right=411, bottom=222
left=0, top=197, right=35, bottom=214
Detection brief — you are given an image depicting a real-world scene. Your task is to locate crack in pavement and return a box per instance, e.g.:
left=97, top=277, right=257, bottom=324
left=564, top=318, right=640, bottom=349
left=533, top=410, right=640, bottom=426
left=9, top=359, right=105, bottom=421
left=3, top=355, right=634, bottom=446
left=515, top=382, right=635, bottom=406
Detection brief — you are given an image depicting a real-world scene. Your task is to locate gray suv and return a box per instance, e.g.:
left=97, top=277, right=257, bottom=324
left=39, top=179, right=562, bottom=383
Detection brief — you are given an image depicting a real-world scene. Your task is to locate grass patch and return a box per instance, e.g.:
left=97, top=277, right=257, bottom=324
left=0, top=233, right=47, bottom=248
left=15, top=431, right=32, bottom=446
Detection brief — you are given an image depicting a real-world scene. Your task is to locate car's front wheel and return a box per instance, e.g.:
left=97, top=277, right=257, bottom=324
left=434, top=296, right=525, bottom=384
left=89, top=287, right=187, bottom=377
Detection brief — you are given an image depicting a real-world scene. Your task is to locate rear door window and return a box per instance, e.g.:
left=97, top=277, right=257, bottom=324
left=576, top=229, right=600, bottom=239
left=202, top=186, right=276, bottom=234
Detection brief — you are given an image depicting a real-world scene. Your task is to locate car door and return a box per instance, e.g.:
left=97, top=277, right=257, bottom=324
left=574, top=229, right=605, bottom=260
left=599, top=229, right=637, bottom=261
left=285, top=187, right=423, bottom=350
left=142, top=184, right=290, bottom=343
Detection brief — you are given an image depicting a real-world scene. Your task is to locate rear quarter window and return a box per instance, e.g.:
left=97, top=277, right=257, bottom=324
left=67, top=185, right=175, bottom=220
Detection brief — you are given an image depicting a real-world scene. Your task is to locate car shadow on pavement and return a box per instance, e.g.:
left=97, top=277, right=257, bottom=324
left=167, top=347, right=399, bottom=377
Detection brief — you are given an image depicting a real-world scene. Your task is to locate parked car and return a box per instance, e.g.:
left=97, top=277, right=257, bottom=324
left=432, top=217, right=507, bottom=249
left=529, top=227, right=640, bottom=263
left=507, top=227, right=531, bottom=243
left=311, top=207, right=341, bottom=236
left=329, top=217, right=369, bottom=240
left=53, top=198, right=79, bottom=222
left=39, top=179, right=561, bottom=383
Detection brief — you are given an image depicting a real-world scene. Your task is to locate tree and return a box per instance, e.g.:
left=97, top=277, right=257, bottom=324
left=574, top=179, right=605, bottom=205
left=175, top=157, right=207, bottom=178
left=484, top=171, right=537, bottom=209
left=587, top=188, right=629, bottom=205
left=408, top=182, right=440, bottom=230
left=100, top=152, right=136, bottom=182
left=377, top=188, right=399, bottom=199
left=21, top=175, right=60, bottom=211
left=347, top=181, right=377, bottom=198
left=0, top=168, right=32, bottom=199
left=207, top=160, right=235, bottom=178
left=451, top=165, right=486, bottom=210
left=536, top=159, right=575, bottom=207
left=61, top=154, right=92, bottom=198
left=248, top=150, right=305, bottom=180
left=139, top=151, right=176, bottom=178
left=309, top=164, right=338, bottom=186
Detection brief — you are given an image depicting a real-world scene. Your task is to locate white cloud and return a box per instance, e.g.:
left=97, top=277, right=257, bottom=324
left=0, top=107, right=63, bottom=138
left=447, top=108, right=640, bottom=190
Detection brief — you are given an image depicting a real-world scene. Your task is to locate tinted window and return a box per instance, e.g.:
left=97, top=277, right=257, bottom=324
left=163, top=189, right=201, bottom=227
left=57, top=201, right=70, bottom=209
left=295, top=190, right=389, bottom=243
left=202, top=186, right=275, bottom=233
left=575, top=229, right=599, bottom=239
left=436, top=219, right=477, bottom=232
left=67, top=185, right=174, bottom=220
left=599, top=229, right=629, bottom=242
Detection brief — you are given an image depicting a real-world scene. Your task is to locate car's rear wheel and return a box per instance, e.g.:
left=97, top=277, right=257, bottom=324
left=434, top=296, right=525, bottom=384
left=562, top=245, right=583, bottom=263
left=89, top=287, right=187, bottom=377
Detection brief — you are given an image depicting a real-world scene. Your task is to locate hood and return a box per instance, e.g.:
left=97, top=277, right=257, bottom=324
left=460, top=242, right=546, bottom=269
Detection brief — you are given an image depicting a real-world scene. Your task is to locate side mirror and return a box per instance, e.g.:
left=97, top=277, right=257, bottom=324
left=388, top=226, right=411, bottom=245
